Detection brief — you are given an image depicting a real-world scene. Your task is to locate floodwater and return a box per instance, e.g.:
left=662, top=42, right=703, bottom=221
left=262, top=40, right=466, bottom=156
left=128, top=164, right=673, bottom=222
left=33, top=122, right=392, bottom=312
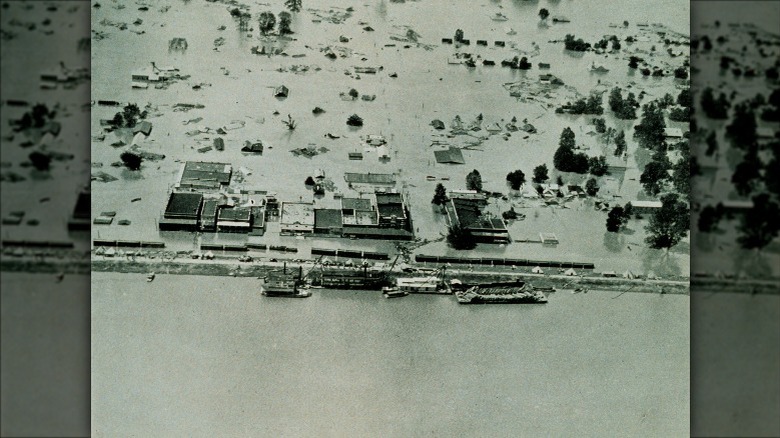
left=90, top=0, right=690, bottom=277
left=92, top=272, right=689, bottom=437
left=0, top=3, right=91, bottom=248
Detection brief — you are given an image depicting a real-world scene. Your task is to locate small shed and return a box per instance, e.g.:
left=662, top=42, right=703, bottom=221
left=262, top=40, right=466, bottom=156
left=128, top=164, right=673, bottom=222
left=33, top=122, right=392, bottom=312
left=532, top=266, right=544, bottom=274
left=564, top=268, right=577, bottom=276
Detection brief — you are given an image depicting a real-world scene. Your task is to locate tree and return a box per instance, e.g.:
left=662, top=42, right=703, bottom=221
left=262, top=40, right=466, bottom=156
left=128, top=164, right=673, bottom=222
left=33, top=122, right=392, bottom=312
left=432, top=183, right=447, bottom=205
left=731, top=151, right=761, bottom=197
left=611, top=39, right=621, bottom=51
left=725, top=102, right=757, bottom=150
left=258, top=11, right=276, bottom=34
left=640, top=161, right=670, bottom=196
left=532, top=164, right=549, bottom=184
left=466, top=169, right=482, bottom=192
left=609, top=87, right=623, bottom=112
left=623, top=202, right=634, bottom=218
left=700, top=87, right=729, bottom=119
left=616, top=92, right=638, bottom=119
left=765, top=152, right=780, bottom=199
left=585, top=178, right=599, bottom=196
left=454, top=29, right=464, bottom=43
left=697, top=205, right=722, bottom=232
left=29, top=151, right=51, bottom=171
left=588, top=156, right=609, bottom=176
left=506, top=169, right=526, bottom=190
left=614, top=130, right=626, bottom=156
left=304, top=176, right=315, bottom=186
left=110, top=112, right=125, bottom=128
left=634, top=101, right=666, bottom=151
left=677, top=88, right=692, bottom=108
left=538, top=8, right=549, bottom=20
left=346, top=114, right=363, bottom=126
left=737, top=194, right=780, bottom=251
left=278, top=11, right=292, bottom=34
left=120, top=151, right=143, bottom=171
left=447, top=224, right=476, bottom=250
left=645, top=193, right=689, bottom=250
left=284, top=0, right=302, bottom=13
left=672, top=154, right=691, bottom=198
left=593, top=118, right=606, bottom=133
left=705, top=131, right=718, bottom=156
left=348, top=88, right=359, bottom=100
left=560, top=127, right=576, bottom=149
left=606, top=206, right=627, bottom=232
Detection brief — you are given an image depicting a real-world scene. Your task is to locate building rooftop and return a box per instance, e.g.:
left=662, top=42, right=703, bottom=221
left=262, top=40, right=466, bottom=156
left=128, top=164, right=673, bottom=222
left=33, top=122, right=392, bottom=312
left=218, top=207, right=252, bottom=222
left=344, top=172, right=396, bottom=185
left=375, top=193, right=403, bottom=205
left=342, top=197, right=373, bottom=211
left=164, top=192, right=203, bottom=218
left=180, top=161, right=232, bottom=185
left=315, top=209, right=343, bottom=229
left=280, top=202, right=315, bottom=226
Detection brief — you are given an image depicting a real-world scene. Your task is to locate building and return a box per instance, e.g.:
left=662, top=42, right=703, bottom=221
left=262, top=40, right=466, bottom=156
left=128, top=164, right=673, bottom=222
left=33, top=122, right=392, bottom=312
left=341, top=197, right=378, bottom=226
left=159, top=192, right=203, bottom=231
left=217, top=206, right=252, bottom=233
left=630, top=200, right=663, bottom=215
left=446, top=197, right=510, bottom=243
left=178, top=161, right=232, bottom=190
left=375, top=193, right=409, bottom=229
left=314, top=209, right=343, bottom=235
left=200, top=199, right=219, bottom=231
left=344, top=172, right=396, bottom=186
left=67, top=188, right=91, bottom=231
left=280, top=202, right=315, bottom=234
left=663, top=127, right=684, bottom=139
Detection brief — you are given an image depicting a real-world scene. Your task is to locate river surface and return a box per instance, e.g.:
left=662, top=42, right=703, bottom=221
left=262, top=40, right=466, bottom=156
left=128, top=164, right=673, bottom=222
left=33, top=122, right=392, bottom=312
left=92, top=272, right=689, bottom=437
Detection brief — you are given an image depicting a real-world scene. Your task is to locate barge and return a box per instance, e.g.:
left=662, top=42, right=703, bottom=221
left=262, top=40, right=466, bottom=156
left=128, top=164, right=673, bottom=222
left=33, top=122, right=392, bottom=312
left=454, top=280, right=548, bottom=304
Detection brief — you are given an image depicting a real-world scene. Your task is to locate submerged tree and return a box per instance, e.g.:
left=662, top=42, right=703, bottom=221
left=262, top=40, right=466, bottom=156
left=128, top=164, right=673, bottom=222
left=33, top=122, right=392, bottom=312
left=258, top=11, right=276, bottom=34
left=533, top=164, right=549, bottom=184
left=346, top=114, right=363, bottom=126
left=29, top=151, right=51, bottom=171
left=538, top=8, right=549, bottom=20
left=737, top=194, right=780, bottom=251
left=506, top=169, right=526, bottom=190
left=432, top=183, right=448, bottom=205
left=614, top=130, right=627, bottom=157
left=640, top=160, right=670, bottom=196
left=447, top=223, right=477, bottom=250
left=284, top=0, right=302, bottom=13
left=466, top=169, right=483, bottom=192
left=278, top=11, right=292, bottom=34
left=633, top=101, right=666, bottom=151
left=120, top=151, right=143, bottom=171
left=645, top=193, right=689, bottom=251
left=606, top=206, right=628, bottom=232
left=282, top=114, right=297, bottom=130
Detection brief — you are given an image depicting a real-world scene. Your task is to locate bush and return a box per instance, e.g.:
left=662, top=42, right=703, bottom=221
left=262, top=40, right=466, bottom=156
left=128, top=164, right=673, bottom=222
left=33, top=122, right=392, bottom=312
left=585, top=178, right=599, bottom=196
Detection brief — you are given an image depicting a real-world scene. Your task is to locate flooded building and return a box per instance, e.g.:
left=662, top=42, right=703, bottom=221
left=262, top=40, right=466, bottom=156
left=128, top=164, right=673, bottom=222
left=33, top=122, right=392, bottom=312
left=445, top=196, right=510, bottom=243
left=177, top=161, right=232, bottom=191
left=216, top=207, right=252, bottom=233
left=67, top=188, right=91, bottom=231
left=280, top=202, right=315, bottom=234
left=314, top=209, right=343, bottom=235
left=159, top=192, right=203, bottom=231
left=199, top=199, right=219, bottom=231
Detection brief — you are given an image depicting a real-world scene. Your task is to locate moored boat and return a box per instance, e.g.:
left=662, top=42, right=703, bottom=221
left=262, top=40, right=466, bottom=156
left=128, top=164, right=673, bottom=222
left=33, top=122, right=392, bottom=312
left=382, top=286, right=409, bottom=298
left=454, top=280, right=548, bottom=304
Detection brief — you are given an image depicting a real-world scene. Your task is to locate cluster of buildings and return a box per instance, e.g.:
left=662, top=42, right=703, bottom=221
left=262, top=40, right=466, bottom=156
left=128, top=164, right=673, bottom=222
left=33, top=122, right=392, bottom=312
left=158, top=162, right=414, bottom=241
left=283, top=191, right=414, bottom=240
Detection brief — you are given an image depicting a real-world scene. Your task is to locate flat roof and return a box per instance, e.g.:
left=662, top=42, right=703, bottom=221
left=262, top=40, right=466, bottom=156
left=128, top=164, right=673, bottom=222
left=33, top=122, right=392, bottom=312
left=342, top=198, right=373, bottom=211
left=344, top=172, right=396, bottom=184
left=375, top=193, right=403, bottom=205
left=218, top=207, right=251, bottom=222
left=165, top=192, right=203, bottom=217
left=630, top=200, right=663, bottom=208
left=378, top=203, right=404, bottom=218
left=181, top=161, right=232, bottom=185
left=315, top=209, right=343, bottom=229
left=280, top=202, right=315, bottom=226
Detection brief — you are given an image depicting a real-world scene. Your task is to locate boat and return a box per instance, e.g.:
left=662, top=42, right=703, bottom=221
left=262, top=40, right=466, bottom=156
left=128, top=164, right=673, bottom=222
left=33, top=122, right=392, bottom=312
left=454, top=280, right=548, bottom=304
left=261, top=264, right=311, bottom=298
left=382, top=286, right=409, bottom=298
left=426, top=176, right=436, bottom=181
left=491, top=13, right=508, bottom=21
left=146, top=273, right=156, bottom=282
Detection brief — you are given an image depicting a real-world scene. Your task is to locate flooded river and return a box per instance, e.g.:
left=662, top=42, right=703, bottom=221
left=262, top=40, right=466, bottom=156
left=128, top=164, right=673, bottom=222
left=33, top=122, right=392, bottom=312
left=92, top=272, right=689, bottom=437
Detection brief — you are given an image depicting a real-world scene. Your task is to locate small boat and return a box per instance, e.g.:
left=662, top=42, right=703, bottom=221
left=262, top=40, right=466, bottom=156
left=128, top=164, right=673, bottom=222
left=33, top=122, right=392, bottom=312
left=147, top=273, right=156, bottom=282
left=382, top=286, right=409, bottom=298
left=491, top=13, right=508, bottom=21
left=426, top=175, right=436, bottom=181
